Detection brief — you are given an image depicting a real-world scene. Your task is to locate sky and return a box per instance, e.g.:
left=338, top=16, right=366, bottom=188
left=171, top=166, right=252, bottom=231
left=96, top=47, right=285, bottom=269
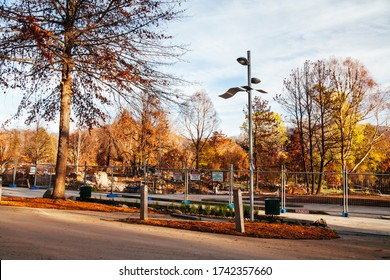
left=1, top=0, right=389, bottom=137
left=168, top=0, right=390, bottom=136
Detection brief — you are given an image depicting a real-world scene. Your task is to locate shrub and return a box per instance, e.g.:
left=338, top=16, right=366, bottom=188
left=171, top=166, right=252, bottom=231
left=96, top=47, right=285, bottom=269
left=243, top=205, right=250, bottom=218
left=210, top=206, right=217, bottom=216
left=204, top=205, right=211, bottom=216
left=190, top=204, right=197, bottom=214
left=179, top=203, right=187, bottom=213
left=197, top=204, right=203, bottom=214
left=218, top=205, right=227, bottom=217
left=226, top=206, right=234, bottom=217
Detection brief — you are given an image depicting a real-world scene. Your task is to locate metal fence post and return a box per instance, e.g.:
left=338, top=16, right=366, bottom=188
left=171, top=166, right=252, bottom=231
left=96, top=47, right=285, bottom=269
left=183, top=166, right=190, bottom=204
left=228, top=164, right=234, bottom=207
left=9, top=159, right=18, bottom=188
left=29, top=163, right=39, bottom=189
left=33, top=163, right=38, bottom=188
left=48, top=164, right=53, bottom=188
left=280, top=165, right=287, bottom=213
left=107, top=165, right=118, bottom=198
left=111, top=165, right=114, bottom=194
left=342, top=166, right=349, bottom=217
left=82, top=162, right=87, bottom=188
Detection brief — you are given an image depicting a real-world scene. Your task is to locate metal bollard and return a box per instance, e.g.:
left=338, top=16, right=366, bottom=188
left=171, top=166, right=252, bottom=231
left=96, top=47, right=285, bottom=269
left=140, top=185, right=148, bottom=220
left=233, top=189, right=245, bottom=233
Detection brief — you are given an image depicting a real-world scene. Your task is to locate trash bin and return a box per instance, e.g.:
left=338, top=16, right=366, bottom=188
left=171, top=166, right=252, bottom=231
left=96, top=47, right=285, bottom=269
left=80, top=185, right=92, bottom=200
left=265, top=198, right=280, bottom=215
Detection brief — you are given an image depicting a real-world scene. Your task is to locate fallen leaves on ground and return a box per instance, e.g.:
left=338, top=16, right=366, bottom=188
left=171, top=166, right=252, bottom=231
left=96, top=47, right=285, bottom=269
left=0, top=197, right=339, bottom=240
left=123, top=218, right=339, bottom=240
left=0, top=197, right=140, bottom=213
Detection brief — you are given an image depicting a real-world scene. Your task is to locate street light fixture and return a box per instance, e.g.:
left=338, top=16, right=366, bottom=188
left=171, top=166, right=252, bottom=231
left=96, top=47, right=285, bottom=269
left=219, top=50, right=267, bottom=222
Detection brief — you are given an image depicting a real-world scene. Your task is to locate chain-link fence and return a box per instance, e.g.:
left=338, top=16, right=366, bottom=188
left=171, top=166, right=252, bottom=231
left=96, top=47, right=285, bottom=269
left=1, top=162, right=389, bottom=213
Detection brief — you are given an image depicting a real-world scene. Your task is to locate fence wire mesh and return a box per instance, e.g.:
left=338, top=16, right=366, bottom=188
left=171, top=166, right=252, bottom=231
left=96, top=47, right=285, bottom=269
left=1, top=163, right=389, bottom=211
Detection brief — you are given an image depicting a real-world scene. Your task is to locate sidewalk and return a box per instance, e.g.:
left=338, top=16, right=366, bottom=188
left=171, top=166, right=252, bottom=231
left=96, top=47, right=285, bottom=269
left=278, top=210, right=390, bottom=236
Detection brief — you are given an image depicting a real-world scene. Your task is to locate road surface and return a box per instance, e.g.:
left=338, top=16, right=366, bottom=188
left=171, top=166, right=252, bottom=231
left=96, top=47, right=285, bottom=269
left=0, top=205, right=389, bottom=260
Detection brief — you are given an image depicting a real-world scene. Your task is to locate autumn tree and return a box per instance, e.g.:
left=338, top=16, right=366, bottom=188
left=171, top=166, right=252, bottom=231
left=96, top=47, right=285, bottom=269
left=91, top=101, right=175, bottom=171
left=0, top=129, right=21, bottom=173
left=68, top=128, right=90, bottom=171
left=180, top=90, right=219, bottom=169
left=284, top=129, right=304, bottom=171
left=0, top=129, right=26, bottom=171
left=0, top=130, right=13, bottom=166
left=373, top=128, right=390, bottom=173
left=131, top=93, right=172, bottom=168
left=24, top=124, right=57, bottom=164
left=277, top=57, right=386, bottom=193
left=328, top=58, right=383, bottom=171
left=159, top=134, right=189, bottom=169
left=0, top=0, right=186, bottom=198
left=277, top=62, right=314, bottom=192
left=350, top=123, right=388, bottom=172
left=241, top=97, right=287, bottom=169
left=278, top=60, right=339, bottom=193
left=108, top=109, right=137, bottom=166
left=201, top=131, right=248, bottom=170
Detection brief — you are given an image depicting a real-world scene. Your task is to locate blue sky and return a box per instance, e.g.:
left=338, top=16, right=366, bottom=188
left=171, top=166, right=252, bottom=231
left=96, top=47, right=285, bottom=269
left=1, top=0, right=389, bottom=136
left=169, top=0, right=390, bottom=136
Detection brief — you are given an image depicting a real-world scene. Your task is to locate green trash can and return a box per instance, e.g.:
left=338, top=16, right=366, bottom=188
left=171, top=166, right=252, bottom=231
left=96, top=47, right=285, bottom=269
left=265, top=198, right=280, bottom=215
left=80, top=185, right=92, bottom=200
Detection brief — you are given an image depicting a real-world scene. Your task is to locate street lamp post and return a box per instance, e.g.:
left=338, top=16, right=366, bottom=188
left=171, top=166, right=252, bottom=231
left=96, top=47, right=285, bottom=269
left=219, top=50, right=266, bottom=222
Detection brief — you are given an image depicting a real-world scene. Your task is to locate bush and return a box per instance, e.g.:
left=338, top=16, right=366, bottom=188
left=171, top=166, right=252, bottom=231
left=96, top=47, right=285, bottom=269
left=226, top=206, right=234, bottom=217
left=179, top=203, right=187, bottom=213
left=204, top=205, right=211, bottom=216
left=218, top=205, right=227, bottom=217
left=197, top=204, right=203, bottom=214
left=190, top=204, right=197, bottom=214
left=244, top=205, right=250, bottom=218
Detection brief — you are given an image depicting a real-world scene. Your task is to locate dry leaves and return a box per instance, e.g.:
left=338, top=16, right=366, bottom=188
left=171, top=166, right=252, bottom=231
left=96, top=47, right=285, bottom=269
left=0, top=197, right=339, bottom=240
left=123, top=218, right=339, bottom=240
left=0, top=197, right=140, bottom=213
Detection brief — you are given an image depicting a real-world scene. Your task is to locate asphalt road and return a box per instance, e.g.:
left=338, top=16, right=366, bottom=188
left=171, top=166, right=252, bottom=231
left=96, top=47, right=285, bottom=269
left=0, top=205, right=389, bottom=260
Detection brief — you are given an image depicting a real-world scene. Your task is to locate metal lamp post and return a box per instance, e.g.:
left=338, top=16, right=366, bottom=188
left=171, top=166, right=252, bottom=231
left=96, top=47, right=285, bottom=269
left=219, top=50, right=266, bottom=222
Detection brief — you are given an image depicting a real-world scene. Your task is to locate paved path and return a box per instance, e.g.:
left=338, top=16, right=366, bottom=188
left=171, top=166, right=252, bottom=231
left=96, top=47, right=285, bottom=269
left=279, top=211, right=390, bottom=236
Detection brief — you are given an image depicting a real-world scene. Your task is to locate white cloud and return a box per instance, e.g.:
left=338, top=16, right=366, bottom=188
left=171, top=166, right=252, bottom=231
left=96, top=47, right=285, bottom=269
left=1, top=0, right=389, bottom=137
left=169, top=0, right=390, bottom=136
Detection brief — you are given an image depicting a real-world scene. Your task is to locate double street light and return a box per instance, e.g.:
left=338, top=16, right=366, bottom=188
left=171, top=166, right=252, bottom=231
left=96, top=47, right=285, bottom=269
left=219, top=50, right=267, bottom=222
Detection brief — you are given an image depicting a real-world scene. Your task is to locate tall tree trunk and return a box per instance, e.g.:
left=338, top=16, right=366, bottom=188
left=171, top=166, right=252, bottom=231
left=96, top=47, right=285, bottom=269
left=195, top=145, right=200, bottom=170
left=52, top=62, right=72, bottom=199
left=297, top=122, right=310, bottom=193
left=316, top=112, right=327, bottom=194
left=52, top=2, right=74, bottom=199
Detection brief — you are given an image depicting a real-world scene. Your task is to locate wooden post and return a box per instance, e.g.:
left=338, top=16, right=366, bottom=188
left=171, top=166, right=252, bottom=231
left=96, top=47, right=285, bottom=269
left=233, top=189, right=245, bottom=233
left=140, top=184, right=148, bottom=220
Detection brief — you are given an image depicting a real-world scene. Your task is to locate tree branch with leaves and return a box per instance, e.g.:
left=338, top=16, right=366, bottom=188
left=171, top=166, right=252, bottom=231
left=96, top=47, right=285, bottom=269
left=0, top=0, right=187, bottom=198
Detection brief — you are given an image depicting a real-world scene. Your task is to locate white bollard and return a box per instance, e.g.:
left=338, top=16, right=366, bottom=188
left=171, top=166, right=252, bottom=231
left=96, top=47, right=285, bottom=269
left=140, top=185, right=148, bottom=220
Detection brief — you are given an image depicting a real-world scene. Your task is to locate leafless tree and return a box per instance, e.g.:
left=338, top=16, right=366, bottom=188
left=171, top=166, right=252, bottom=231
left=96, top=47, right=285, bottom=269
left=180, top=90, right=219, bottom=169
